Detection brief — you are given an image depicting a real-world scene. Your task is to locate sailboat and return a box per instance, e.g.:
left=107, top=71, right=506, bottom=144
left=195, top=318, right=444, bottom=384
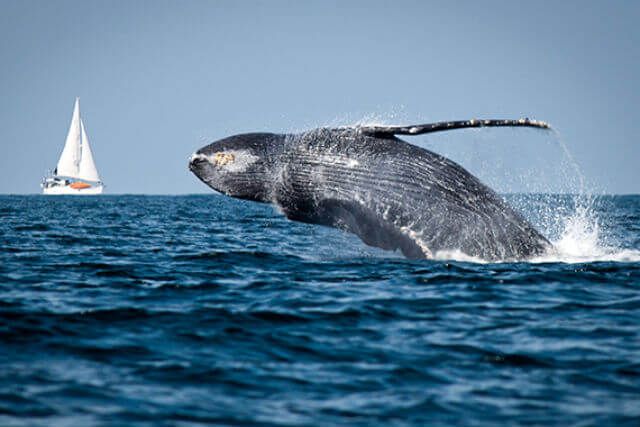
left=42, top=98, right=104, bottom=194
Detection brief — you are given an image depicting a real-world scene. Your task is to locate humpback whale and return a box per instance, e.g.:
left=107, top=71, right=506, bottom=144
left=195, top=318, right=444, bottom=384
left=189, top=119, right=553, bottom=261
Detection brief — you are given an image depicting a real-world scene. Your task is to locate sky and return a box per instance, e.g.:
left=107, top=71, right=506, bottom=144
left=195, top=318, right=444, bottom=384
left=1, top=0, right=639, bottom=194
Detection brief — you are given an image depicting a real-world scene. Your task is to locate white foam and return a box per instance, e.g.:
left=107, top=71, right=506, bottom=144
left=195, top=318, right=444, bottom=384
left=400, top=226, right=433, bottom=259
left=530, top=204, right=640, bottom=264
left=432, top=249, right=490, bottom=264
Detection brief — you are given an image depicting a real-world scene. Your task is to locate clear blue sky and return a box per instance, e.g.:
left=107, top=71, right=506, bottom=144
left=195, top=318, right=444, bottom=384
left=1, top=0, right=639, bottom=194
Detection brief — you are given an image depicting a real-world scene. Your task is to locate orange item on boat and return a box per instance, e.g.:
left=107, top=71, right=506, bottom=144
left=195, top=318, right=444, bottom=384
left=70, top=182, right=91, bottom=189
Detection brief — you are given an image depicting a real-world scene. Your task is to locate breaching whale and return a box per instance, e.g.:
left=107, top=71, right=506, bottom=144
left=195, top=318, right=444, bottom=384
left=189, top=119, right=553, bottom=261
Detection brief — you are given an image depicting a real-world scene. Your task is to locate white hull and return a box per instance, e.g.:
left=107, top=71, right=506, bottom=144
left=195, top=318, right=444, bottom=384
left=42, top=184, right=104, bottom=195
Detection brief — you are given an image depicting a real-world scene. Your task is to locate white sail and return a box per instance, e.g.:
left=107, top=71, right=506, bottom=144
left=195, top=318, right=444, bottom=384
left=78, top=119, right=101, bottom=182
left=55, top=98, right=82, bottom=178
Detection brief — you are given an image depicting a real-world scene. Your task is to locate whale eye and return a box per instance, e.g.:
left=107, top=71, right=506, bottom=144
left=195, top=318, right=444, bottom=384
left=212, top=152, right=235, bottom=166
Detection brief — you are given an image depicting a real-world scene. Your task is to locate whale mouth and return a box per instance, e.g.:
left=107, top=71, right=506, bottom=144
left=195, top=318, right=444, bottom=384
left=188, top=152, right=211, bottom=183
left=188, top=153, right=199, bottom=171
left=189, top=151, right=206, bottom=164
left=189, top=151, right=218, bottom=169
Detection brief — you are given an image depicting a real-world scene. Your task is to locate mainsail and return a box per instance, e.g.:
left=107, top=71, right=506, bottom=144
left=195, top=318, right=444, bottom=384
left=56, top=98, right=82, bottom=178
left=54, top=98, right=101, bottom=182
left=78, top=119, right=101, bottom=182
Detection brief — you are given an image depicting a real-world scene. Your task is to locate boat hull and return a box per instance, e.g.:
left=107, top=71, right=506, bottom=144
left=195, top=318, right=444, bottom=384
left=42, top=184, right=104, bottom=195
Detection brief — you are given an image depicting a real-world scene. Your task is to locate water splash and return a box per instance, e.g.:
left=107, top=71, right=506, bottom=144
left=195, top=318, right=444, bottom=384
left=531, top=196, right=640, bottom=263
left=551, top=130, right=586, bottom=193
left=553, top=200, right=600, bottom=256
left=530, top=130, right=639, bottom=263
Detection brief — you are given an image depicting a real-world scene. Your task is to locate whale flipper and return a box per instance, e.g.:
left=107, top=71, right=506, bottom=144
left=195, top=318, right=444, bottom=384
left=357, top=118, right=551, bottom=138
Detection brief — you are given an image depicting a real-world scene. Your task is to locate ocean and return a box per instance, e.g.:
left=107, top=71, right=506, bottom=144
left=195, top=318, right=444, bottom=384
left=1, top=194, right=639, bottom=426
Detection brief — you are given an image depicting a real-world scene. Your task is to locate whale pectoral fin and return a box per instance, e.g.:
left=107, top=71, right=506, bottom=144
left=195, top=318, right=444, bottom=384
left=310, top=199, right=427, bottom=259
left=358, top=118, right=551, bottom=138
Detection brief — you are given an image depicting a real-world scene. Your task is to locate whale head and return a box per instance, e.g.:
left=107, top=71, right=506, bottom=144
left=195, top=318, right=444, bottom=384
left=189, top=132, right=285, bottom=202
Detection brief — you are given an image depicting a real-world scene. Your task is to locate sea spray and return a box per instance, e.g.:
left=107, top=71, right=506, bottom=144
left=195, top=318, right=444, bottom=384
left=554, top=203, right=600, bottom=255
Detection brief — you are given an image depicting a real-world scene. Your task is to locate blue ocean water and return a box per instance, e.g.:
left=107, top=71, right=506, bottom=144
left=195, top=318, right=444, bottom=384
left=1, top=194, right=639, bottom=426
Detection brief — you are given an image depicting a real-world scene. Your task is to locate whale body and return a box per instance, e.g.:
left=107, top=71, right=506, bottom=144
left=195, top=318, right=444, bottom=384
left=189, top=119, right=553, bottom=261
